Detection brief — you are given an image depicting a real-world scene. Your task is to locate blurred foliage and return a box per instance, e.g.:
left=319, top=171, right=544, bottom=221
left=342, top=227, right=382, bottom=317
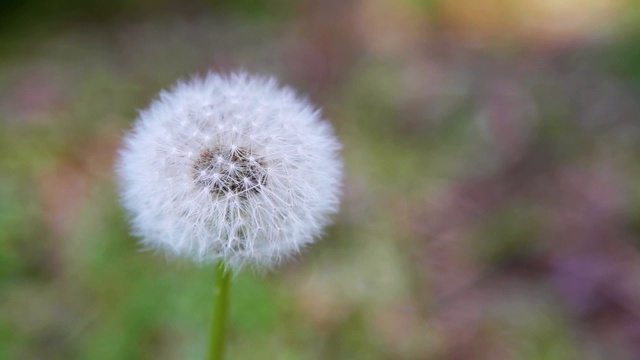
left=1, top=0, right=640, bottom=359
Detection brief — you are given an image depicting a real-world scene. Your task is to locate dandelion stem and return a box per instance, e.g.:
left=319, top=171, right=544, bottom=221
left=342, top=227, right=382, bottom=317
left=208, top=260, right=231, bottom=360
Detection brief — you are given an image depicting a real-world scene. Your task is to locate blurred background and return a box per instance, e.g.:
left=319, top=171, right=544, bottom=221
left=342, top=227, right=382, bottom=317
left=1, top=0, right=640, bottom=359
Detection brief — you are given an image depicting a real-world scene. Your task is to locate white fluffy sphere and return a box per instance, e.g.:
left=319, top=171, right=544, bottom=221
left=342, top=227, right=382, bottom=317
left=116, top=72, right=342, bottom=270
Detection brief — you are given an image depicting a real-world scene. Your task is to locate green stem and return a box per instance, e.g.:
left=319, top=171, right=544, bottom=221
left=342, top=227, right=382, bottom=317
left=208, top=260, right=231, bottom=360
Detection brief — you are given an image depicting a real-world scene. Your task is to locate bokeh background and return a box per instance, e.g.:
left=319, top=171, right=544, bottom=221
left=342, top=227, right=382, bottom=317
left=2, top=0, right=640, bottom=359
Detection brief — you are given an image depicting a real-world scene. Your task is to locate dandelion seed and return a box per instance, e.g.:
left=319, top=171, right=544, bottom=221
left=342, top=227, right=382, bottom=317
left=116, top=72, right=342, bottom=270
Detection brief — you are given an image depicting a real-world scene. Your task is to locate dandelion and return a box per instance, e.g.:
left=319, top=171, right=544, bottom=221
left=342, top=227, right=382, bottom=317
left=116, top=72, right=342, bottom=270
left=115, top=72, right=342, bottom=360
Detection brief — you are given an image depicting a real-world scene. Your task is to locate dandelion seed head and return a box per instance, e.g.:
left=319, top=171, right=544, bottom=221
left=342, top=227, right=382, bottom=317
left=116, top=72, right=342, bottom=270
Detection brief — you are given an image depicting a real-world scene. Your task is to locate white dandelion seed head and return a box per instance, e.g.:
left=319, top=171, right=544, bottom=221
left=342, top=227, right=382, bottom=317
left=116, top=72, right=343, bottom=270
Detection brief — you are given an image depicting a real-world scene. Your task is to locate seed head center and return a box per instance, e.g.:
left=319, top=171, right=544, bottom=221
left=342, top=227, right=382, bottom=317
left=193, top=146, right=266, bottom=197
